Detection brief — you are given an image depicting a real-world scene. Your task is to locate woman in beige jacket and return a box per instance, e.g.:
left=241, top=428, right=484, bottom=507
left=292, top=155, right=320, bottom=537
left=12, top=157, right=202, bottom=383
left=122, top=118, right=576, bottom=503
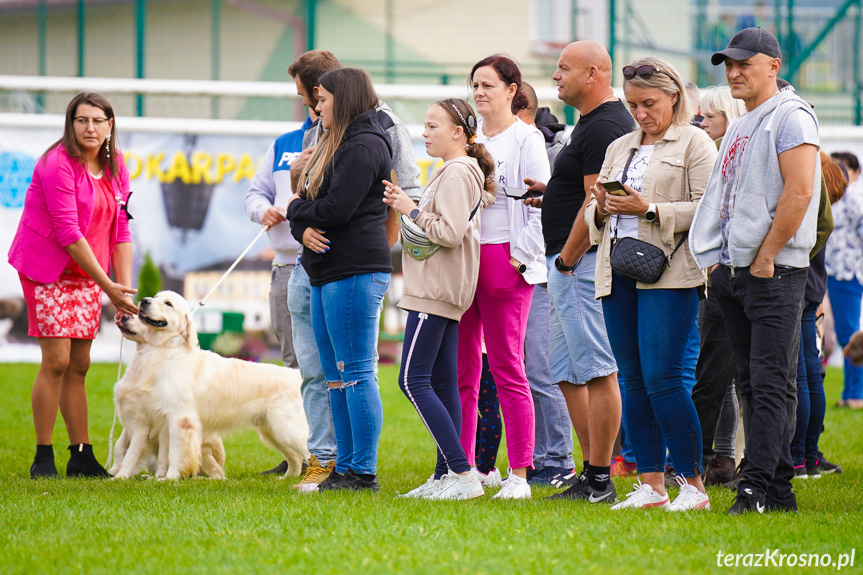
left=584, top=57, right=717, bottom=512
left=383, top=98, right=495, bottom=500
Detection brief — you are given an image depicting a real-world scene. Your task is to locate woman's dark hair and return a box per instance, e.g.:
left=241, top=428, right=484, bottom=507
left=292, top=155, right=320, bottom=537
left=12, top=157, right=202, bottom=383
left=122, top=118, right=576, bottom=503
left=822, top=151, right=848, bottom=205
left=46, top=92, right=118, bottom=179
left=831, top=151, right=860, bottom=174
left=301, top=67, right=378, bottom=199
left=435, top=98, right=495, bottom=193
left=469, top=54, right=528, bottom=115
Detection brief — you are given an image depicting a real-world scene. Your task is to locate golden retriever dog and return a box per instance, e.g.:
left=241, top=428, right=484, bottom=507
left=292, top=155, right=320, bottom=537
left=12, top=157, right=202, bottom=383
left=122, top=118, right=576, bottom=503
left=109, top=364, right=226, bottom=479
left=845, top=331, right=863, bottom=367
left=114, top=290, right=309, bottom=479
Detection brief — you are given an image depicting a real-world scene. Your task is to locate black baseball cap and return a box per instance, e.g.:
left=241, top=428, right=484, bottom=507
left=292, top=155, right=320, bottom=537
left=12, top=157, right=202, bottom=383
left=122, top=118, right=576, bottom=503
left=711, top=27, right=782, bottom=66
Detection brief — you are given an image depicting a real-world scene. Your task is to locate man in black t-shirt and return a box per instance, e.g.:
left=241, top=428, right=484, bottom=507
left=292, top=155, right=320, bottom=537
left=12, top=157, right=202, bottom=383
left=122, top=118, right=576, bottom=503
left=524, top=41, right=634, bottom=504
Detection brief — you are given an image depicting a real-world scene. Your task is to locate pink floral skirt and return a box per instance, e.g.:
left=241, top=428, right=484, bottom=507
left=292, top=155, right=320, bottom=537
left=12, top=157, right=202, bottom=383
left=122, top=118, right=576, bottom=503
left=19, top=272, right=102, bottom=339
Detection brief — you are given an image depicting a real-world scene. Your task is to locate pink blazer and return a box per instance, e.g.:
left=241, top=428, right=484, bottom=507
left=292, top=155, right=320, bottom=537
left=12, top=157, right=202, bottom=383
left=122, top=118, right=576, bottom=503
left=8, top=144, right=132, bottom=285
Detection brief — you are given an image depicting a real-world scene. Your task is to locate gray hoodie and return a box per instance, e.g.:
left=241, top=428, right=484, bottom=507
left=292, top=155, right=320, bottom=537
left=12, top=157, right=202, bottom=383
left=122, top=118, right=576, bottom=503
left=689, top=92, right=821, bottom=269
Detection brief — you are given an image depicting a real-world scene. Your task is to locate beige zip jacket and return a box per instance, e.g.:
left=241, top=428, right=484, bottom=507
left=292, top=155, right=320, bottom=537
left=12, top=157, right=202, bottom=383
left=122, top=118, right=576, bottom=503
left=398, top=156, right=495, bottom=321
left=585, top=124, right=717, bottom=298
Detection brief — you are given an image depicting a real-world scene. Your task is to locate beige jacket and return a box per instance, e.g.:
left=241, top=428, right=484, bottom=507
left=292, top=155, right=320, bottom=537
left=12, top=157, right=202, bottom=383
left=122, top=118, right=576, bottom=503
left=398, top=156, right=495, bottom=321
left=585, top=124, right=717, bottom=298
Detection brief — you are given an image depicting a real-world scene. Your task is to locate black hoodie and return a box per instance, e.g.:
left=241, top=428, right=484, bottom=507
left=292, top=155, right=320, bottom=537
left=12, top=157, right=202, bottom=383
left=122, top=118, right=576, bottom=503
left=287, top=109, right=394, bottom=286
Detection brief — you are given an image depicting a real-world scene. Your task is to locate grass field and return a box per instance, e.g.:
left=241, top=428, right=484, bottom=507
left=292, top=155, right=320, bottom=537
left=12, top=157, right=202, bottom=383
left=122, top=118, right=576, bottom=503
left=1, top=362, right=860, bottom=574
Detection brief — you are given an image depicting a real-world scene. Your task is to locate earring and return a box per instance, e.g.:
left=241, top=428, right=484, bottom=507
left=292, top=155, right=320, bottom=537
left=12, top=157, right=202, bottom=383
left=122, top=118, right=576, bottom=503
left=105, top=133, right=111, bottom=159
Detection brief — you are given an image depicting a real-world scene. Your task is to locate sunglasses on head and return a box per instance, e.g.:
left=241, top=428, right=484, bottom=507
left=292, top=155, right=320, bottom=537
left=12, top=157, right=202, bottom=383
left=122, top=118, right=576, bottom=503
left=622, top=65, right=670, bottom=81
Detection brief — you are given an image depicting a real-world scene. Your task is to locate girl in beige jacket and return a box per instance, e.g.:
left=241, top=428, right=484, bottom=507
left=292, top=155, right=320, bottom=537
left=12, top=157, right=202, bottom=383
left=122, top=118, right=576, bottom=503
left=383, top=98, right=495, bottom=500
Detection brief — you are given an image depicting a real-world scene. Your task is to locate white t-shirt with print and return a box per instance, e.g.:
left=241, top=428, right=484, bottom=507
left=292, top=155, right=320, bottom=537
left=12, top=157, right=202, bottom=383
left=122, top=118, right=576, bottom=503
left=476, top=119, right=551, bottom=244
left=612, top=145, right=653, bottom=240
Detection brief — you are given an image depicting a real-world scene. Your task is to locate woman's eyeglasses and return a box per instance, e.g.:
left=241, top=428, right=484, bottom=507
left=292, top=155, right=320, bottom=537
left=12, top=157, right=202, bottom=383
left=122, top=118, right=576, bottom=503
left=73, top=117, right=109, bottom=128
left=622, top=65, right=670, bottom=81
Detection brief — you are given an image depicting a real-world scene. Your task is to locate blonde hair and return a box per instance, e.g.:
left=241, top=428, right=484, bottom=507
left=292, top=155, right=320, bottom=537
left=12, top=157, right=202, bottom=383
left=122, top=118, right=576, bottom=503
left=700, top=86, right=745, bottom=123
left=623, top=56, right=691, bottom=127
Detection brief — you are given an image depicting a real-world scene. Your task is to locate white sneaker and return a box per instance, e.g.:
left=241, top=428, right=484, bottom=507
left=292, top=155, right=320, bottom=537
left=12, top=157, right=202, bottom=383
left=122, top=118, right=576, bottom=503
left=492, top=468, right=531, bottom=499
left=430, top=470, right=484, bottom=500
left=668, top=476, right=710, bottom=511
left=474, top=467, right=503, bottom=487
left=611, top=480, right=670, bottom=510
left=398, top=474, right=440, bottom=499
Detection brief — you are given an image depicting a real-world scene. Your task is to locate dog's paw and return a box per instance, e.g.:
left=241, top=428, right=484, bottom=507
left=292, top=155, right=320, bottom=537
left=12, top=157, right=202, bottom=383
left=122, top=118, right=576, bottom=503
left=165, top=470, right=182, bottom=480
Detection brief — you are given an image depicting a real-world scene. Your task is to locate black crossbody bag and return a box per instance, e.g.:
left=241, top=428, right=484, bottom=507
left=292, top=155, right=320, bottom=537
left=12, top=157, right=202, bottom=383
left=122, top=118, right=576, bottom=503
left=608, top=149, right=688, bottom=284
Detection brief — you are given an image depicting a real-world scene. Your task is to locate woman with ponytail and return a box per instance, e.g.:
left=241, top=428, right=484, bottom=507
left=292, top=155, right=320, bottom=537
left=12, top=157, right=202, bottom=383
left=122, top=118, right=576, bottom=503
left=384, top=99, right=495, bottom=500
left=286, top=67, right=392, bottom=492
left=456, top=55, right=550, bottom=499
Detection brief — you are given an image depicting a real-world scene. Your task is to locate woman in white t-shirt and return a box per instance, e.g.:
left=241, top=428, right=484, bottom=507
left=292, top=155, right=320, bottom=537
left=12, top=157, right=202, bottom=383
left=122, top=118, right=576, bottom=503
left=457, top=54, right=550, bottom=499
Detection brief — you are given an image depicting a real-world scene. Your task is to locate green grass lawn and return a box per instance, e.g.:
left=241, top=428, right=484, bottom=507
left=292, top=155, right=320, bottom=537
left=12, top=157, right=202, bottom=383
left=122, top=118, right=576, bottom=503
left=1, top=362, right=860, bottom=574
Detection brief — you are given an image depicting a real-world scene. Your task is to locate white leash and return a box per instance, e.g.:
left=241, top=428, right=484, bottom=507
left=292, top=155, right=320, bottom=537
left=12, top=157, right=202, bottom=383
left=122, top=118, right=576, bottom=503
left=105, top=337, right=123, bottom=472
left=191, top=225, right=268, bottom=316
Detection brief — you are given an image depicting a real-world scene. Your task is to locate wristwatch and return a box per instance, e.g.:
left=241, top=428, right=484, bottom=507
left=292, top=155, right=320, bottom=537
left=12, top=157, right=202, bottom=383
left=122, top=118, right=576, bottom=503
left=409, top=208, right=421, bottom=222
left=643, top=203, right=658, bottom=223
left=555, top=256, right=574, bottom=273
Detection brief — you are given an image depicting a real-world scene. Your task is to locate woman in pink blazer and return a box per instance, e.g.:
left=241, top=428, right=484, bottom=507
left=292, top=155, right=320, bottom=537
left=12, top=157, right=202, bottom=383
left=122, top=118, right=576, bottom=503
left=8, top=92, right=138, bottom=478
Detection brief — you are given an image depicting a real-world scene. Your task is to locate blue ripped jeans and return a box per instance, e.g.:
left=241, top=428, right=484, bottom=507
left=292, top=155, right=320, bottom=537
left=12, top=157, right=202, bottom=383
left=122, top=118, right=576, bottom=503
left=310, top=272, right=390, bottom=475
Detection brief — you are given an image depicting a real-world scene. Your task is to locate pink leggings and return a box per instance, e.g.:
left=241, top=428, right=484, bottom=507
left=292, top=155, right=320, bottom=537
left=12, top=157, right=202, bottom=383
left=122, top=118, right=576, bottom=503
left=458, top=243, right=536, bottom=469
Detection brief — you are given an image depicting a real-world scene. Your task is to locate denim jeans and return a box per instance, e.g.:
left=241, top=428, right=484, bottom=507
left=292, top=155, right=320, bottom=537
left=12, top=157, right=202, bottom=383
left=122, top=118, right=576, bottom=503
left=827, top=276, right=863, bottom=400
left=618, top=378, right=635, bottom=464
left=791, top=299, right=826, bottom=463
left=525, top=284, right=574, bottom=470
left=711, top=264, right=806, bottom=499
left=601, top=272, right=702, bottom=477
left=692, top=294, right=738, bottom=465
left=713, top=383, right=739, bottom=460
left=310, top=272, right=389, bottom=475
left=288, top=264, right=337, bottom=465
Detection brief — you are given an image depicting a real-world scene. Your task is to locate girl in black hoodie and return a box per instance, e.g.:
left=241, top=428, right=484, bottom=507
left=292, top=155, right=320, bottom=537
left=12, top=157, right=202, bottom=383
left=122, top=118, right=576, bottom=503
left=287, top=68, right=392, bottom=492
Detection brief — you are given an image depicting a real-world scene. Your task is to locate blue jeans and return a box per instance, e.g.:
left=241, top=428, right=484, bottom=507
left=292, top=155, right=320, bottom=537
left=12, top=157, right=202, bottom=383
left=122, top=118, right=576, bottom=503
left=602, top=272, right=702, bottom=476
left=618, top=378, right=635, bottom=464
left=288, top=263, right=337, bottom=465
left=310, top=272, right=389, bottom=475
left=525, top=284, right=574, bottom=470
left=791, top=299, right=826, bottom=463
left=827, top=276, right=863, bottom=400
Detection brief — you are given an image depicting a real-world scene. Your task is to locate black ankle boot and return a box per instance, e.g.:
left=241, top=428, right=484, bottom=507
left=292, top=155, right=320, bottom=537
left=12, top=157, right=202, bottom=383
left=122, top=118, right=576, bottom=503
left=30, top=444, right=59, bottom=479
left=66, top=443, right=110, bottom=478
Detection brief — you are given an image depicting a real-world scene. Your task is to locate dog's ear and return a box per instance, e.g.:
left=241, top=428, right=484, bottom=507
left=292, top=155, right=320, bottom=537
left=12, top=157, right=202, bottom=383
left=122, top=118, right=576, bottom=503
left=182, top=313, right=200, bottom=349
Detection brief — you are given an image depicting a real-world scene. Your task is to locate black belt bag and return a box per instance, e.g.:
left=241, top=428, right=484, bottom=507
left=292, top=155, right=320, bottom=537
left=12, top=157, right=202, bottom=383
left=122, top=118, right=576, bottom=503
left=610, top=233, right=687, bottom=284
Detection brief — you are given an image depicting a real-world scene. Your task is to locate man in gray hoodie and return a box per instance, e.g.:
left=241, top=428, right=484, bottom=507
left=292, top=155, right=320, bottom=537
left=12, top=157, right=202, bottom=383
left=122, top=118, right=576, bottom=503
left=689, top=27, right=820, bottom=514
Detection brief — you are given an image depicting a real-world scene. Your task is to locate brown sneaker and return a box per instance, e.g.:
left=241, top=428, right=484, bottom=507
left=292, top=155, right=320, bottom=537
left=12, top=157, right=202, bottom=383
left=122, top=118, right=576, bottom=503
left=292, top=455, right=335, bottom=492
left=704, top=456, right=736, bottom=486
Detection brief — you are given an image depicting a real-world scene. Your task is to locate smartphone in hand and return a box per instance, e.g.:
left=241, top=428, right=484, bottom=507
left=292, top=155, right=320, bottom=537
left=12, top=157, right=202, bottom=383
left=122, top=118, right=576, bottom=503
left=503, top=186, right=543, bottom=200
left=602, top=180, right=629, bottom=196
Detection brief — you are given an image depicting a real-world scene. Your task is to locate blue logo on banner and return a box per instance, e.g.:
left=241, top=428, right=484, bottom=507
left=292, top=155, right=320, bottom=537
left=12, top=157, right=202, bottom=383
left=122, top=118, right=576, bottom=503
left=0, top=152, right=36, bottom=208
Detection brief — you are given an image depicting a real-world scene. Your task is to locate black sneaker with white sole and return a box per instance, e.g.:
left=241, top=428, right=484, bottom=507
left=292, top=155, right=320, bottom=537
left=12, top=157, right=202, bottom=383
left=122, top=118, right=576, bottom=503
left=549, top=468, right=583, bottom=488
left=727, top=487, right=765, bottom=515
left=547, top=476, right=616, bottom=504
left=765, top=489, right=798, bottom=513
left=814, top=451, right=843, bottom=474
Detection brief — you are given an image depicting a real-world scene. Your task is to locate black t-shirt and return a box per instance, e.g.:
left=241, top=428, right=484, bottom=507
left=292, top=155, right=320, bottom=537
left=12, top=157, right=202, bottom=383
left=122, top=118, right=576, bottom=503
left=542, top=100, right=634, bottom=254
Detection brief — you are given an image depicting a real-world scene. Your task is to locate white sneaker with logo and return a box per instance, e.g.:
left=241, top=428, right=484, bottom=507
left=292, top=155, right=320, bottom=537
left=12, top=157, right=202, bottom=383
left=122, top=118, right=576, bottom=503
left=611, top=480, right=670, bottom=510
left=668, top=476, right=710, bottom=511
left=398, top=474, right=440, bottom=499
left=430, top=470, right=485, bottom=500
left=492, top=468, right=531, bottom=499
left=474, top=467, right=503, bottom=487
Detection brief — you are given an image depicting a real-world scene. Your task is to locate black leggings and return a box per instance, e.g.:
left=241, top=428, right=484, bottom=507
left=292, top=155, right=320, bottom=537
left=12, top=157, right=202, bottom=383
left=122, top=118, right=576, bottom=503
left=475, top=353, right=503, bottom=475
left=398, top=311, right=470, bottom=478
